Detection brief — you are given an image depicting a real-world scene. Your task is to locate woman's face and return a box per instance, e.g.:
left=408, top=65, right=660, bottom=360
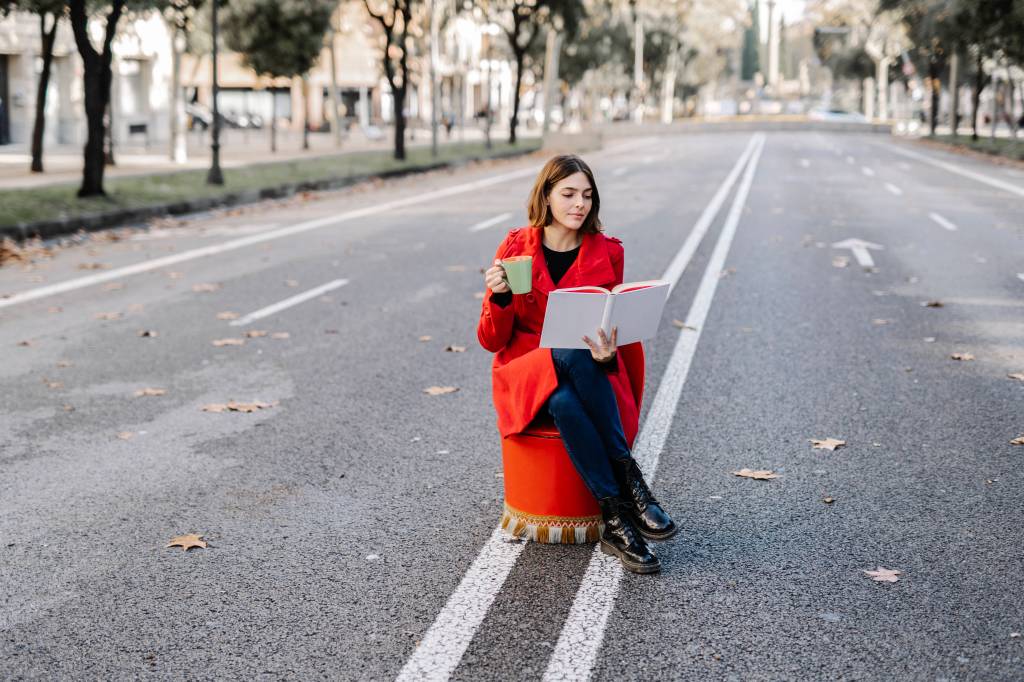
left=547, top=171, right=592, bottom=230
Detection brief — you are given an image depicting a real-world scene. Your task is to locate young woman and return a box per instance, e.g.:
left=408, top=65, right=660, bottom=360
left=477, top=154, right=676, bottom=574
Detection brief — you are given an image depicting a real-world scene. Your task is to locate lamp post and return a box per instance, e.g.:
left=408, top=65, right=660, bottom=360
left=206, top=0, right=224, bottom=185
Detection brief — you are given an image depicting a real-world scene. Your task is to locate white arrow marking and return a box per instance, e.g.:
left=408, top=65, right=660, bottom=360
left=831, top=238, right=884, bottom=268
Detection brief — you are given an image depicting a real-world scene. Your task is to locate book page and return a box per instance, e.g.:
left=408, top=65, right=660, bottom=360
left=611, top=279, right=665, bottom=294
left=539, top=290, right=610, bottom=349
left=608, top=280, right=671, bottom=346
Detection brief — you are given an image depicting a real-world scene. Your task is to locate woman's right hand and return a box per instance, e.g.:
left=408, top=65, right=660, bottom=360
left=484, top=259, right=511, bottom=294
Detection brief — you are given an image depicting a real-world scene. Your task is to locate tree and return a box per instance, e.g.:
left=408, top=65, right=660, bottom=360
left=222, top=0, right=334, bottom=153
left=484, top=0, right=584, bottom=145
left=741, top=0, right=761, bottom=81
left=0, top=1, right=65, bottom=173
left=363, top=0, right=418, bottom=160
left=163, top=0, right=204, bottom=163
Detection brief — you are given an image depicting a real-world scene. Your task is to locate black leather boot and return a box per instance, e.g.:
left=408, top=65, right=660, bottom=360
left=611, top=457, right=678, bottom=541
left=597, top=497, right=660, bottom=574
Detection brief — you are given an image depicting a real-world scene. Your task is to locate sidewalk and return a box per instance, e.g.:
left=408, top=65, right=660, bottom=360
left=0, top=124, right=538, bottom=190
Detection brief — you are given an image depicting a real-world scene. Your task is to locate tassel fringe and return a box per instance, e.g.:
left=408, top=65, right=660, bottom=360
left=500, top=502, right=602, bottom=544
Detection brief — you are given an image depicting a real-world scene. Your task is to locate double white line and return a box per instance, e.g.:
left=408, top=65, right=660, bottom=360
left=396, top=133, right=767, bottom=682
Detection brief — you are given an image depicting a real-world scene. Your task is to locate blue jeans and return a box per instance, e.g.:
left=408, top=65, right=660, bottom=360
left=546, top=348, right=632, bottom=500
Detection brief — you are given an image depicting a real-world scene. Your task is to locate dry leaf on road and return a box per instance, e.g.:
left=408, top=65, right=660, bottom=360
left=950, top=352, right=975, bottom=361
left=134, top=387, right=166, bottom=397
left=166, top=534, right=207, bottom=551
left=1010, top=435, right=1024, bottom=446
left=863, top=567, right=902, bottom=583
left=285, top=279, right=299, bottom=287
left=871, top=319, right=891, bottom=325
left=202, top=400, right=277, bottom=413
left=244, top=330, right=268, bottom=338
left=419, top=335, right=432, bottom=342
left=270, top=332, right=290, bottom=339
left=732, top=468, right=779, bottom=480
left=116, top=431, right=135, bottom=440
left=832, top=256, right=850, bottom=268
left=672, top=320, right=697, bottom=330
left=192, top=283, right=221, bottom=292
left=212, top=338, right=246, bottom=347
left=103, top=282, right=124, bottom=291
left=138, top=329, right=158, bottom=337
left=216, top=311, right=239, bottom=320
left=823, top=497, right=836, bottom=504
left=424, top=386, right=459, bottom=396
left=921, top=300, right=944, bottom=307
left=1008, top=373, right=1024, bottom=382
left=78, top=262, right=108, bottom=270
left=445, top=345, right=466, bottom=353
left=810, top=437, right=846, bottom=451
left=95, top=312, right=122, bottom=320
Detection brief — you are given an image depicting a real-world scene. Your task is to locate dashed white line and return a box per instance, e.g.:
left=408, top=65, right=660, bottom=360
left=862, top=167, right=875, bottom=177
left=884, top=182, right=903, bottom=196
left=468, top=212, right=513, bottom=233
left=228, top=278, right=350, bottom=326
left=393, top=134, right=763, bottom=682
left=881, top=143, right=1024, bottom=199
left=542, top=133, right=767, bottom=682
left=928, top=212, right=958, bottom=231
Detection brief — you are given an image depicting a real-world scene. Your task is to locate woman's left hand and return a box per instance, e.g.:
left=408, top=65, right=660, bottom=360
left=583, top=326, right=617, bottom=364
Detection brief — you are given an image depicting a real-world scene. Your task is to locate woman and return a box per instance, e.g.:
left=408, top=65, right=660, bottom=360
left=476, top=154, right=676, bottom=575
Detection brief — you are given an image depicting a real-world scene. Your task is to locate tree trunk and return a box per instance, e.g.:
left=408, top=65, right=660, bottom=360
left=509, top=49, right=525, bottom=145
left=928, top=59, right=940, bottom=137
left=80, top=68, right=110, bottom=197
left=971, top=51, right=983, bottom=141
left=31, top=12, right=59, bottom=174
left=270, top=91, right=277, bottom=153
left=393, top=85, right=406, bottom=160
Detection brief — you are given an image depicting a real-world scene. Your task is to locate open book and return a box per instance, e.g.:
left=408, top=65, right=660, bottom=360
left=539, top=280, right=671, bottom=349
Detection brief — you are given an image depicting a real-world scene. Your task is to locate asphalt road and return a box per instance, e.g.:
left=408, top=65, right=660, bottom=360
left=1, top=130, right=1022, bottom=681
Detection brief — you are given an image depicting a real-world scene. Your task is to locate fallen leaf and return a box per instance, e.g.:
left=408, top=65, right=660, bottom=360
left=56, top=360, right=72, bottom=368
left=832, top=256, right=850, bottom=268
left=127, top=304, right=144, bottom=313
left=921, top=300, right=943, bottom=307
left=871, top=318, right=891, bottom=325
left=202, top=400, right=277, bottom=413
left=102, top=282, right=124, bottom=291
left=1010, top=435, right=1024, bottom=446
left=732, top=468, right=779, bottom=480
left=166, top=271, right=184, bottom=279
left=77, top=262, right=108, bottom=270
left=47, top=306, right=62, bottom=313
left=138, top=329, right=159, bottom=337
left=134, top=387, right=166, bottom=397
left=166, top=534, right=207, bottom=551
left=17, top=340, right=32, bottom=347
left=719, top=267, right=737, bottom=278
left=284, top=279, right=299, bottom=287
left=810, top=437, right=846, bottom=451
left=244, top=330, right=268, bottom=338
left=116, top=431, right=135, bottom=440
left=419, top=335, right=432, bottom=342
left=863, top=566, right=902, bottom=583
left=192, top=282, right=221, bottom=293
left=445, top=345, right=466, bottom=353
left=63, top=404, right=75, bottom=412
left=270, top=332, right=290, bottom=339
left=216, top=311, right=239, bottom=320
left=950, top=352, right=974, bottom=361
left=823, top=497, right=835, bottom=504
left=424, top=386, right=459, bottom=396
left=95, top=312, right=122, bottom=320
left=672, top=319, right=697, bottom=330
left=43, top=379, right=64, bottom=389
left=211, top=338, right=246, bottom=347
left=1008, top=373, right=1024, bottom=382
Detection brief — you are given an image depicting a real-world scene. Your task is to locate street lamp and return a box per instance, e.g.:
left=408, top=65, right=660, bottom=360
left=206, top=0, right=224, bottom=185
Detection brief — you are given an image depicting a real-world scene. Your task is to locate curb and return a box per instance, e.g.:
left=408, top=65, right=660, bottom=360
left=1, top=145, right=540, bottom=244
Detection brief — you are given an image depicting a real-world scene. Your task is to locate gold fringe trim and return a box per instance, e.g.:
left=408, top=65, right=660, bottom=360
left=500, top=501, right=602, bottom=545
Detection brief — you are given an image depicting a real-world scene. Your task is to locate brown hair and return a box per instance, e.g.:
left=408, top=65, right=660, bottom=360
left=526, top=154, right=603, bottom=234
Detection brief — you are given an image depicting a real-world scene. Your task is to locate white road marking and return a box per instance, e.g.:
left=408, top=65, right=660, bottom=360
left=831, top=238, right=884, bottom=268
left=468, top=212, right=513, bottom=233
left=393, top=134, right=763, bottom=681
left=884, top=182, right=903, bottom=196
left=928, top=212, right=958, bottom=231
left=861, top=167, right=875, bottom=177
left=612, top=166, right=629, bottom=177
left=394, top=527, right=526, bottom=682
left=882, top=143, right=1024, bottom=199
left=229, top=278, right=350, bottom=326
left=542, top=133, right=767, bottom=682
left=0, top=140, right=664, bottom=312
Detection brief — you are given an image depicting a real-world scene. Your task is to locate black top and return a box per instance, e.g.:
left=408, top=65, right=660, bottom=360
left=491, top=242, right=580, bottom=308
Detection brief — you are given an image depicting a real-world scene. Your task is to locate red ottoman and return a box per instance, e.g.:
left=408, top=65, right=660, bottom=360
left=499, top=415, right=602, bottom=544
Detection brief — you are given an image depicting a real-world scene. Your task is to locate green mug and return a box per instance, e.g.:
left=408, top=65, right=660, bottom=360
left=500, top=255, right=533, bottom=294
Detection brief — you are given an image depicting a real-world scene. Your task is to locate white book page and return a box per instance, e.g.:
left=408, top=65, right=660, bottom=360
left=608, top=280, right=671, bottom=346
left=539, top=290, right=610, bottom=349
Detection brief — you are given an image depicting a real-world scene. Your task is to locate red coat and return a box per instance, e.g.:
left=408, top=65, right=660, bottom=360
left=477, top=226, right=646, bottom=444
